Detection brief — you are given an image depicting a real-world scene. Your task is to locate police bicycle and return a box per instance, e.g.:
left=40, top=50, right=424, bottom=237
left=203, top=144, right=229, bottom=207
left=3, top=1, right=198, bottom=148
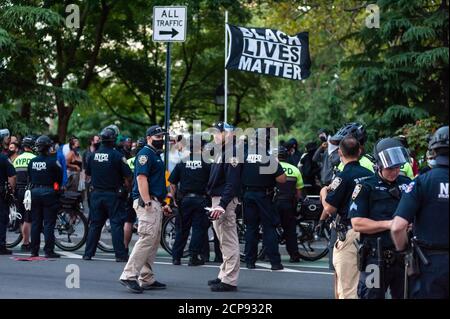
left=160, top=197, right=331, bottom=262
left=6, top=191, right=89, bottom=251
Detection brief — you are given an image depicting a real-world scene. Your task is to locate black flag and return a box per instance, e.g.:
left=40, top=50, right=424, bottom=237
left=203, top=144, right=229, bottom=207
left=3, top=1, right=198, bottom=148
left=225, top=25, right=311, bottom=80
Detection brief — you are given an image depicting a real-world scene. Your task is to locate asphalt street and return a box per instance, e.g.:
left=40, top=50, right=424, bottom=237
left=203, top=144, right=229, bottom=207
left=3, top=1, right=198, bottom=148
left=0, top=247, right=334, bottom=299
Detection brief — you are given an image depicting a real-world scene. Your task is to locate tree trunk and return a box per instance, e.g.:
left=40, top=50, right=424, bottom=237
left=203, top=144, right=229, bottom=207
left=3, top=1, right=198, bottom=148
left=20, top=102, right=31, bottom=123
left=56, top=100, right=73, bottom=142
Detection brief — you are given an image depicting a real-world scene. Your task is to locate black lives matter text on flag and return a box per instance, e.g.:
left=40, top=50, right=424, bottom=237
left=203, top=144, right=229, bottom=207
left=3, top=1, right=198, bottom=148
left=225, top=25, right=311, bottom=81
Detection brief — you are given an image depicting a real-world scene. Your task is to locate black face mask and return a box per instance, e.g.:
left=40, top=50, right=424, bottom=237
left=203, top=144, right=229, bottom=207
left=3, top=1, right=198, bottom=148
left=151, top=139, right=164, bottom=150
left=7, top=150, right=16, bottom=157
left=319, top=136, right=327, bottom=142
left=93, top=142, right=100, bottom=150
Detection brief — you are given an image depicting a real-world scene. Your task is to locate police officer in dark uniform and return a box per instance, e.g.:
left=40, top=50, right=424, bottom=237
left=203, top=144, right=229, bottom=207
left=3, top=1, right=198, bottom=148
left=391, top=126, right=449, bottom=299
left=242, top=131, right=286, bottom=270
left=318, top=136, right=373, bottom=299
left=169, top=134, right=211, bottom=266
left=274, top=145, right=303, bottom=263
left=27, top=136, right=62, bottom=258
left=349, top=137, right=412, bottom=299
left=12, top=136, right=36, bottom=251
left=0, top=143, right=16, bottom=255
left=206, top=121, right=242, bottom=292
left=83, top=126, right=132, bottom=262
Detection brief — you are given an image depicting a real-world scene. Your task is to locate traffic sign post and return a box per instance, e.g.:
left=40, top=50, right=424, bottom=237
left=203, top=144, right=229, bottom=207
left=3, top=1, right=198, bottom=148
left=152, top=6, right=187, bottom=170
left=153, top=6, right=187, bottom=42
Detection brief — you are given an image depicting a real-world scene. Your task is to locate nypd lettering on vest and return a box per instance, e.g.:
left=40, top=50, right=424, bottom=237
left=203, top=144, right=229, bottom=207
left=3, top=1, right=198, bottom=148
left=186, top=160, right=202, bottom=170
left=439, top=182, right=449, bottom=199
left=32, top=162, right=47, bottom=171
left=94, top=153, right=109, bottom=162
left=246, top=154, right=263, bottom=163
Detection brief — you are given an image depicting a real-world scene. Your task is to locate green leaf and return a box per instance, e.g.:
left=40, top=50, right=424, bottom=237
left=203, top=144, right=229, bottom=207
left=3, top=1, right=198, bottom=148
left=402, top=26, right=436, bottom=42
left=0, top=5, right=63, bottom=29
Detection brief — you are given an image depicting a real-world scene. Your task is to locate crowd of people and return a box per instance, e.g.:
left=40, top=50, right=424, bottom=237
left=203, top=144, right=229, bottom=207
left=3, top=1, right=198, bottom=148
left=0, top=121, right=448, bottom=299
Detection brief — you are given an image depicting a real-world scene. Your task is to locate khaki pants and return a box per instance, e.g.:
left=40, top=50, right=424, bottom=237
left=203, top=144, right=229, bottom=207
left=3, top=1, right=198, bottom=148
left=332, top=228, right=360, bottom=299
left=212, top=196, right=240, bottom=286
left=120, top=199, right=162, bottom=285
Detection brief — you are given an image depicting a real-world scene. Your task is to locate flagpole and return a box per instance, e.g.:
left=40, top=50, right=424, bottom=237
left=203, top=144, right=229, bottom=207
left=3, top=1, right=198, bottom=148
left=224, top=10, right=228, bottom=123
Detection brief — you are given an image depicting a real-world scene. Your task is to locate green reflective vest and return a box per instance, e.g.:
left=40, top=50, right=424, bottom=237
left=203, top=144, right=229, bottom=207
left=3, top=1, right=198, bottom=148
left=337, top=155, right=374, bottom=173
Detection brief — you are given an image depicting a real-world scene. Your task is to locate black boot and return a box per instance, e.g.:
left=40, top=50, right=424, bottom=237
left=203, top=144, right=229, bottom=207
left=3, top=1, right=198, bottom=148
left=188, top=254, right=205, bottom=266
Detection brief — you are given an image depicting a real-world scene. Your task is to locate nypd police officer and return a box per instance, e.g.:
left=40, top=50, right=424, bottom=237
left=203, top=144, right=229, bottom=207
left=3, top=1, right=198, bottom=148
left=391, top=126, right=449, bottom=299
left=318, top=136, right=373, bottom=299
left=120, top=125, right=172, bottom=293
left=0, top=135, right=16, bottom=255
left=349, top=137, right=411, bottom=299
left=28, top=135, right=62, bottom=258
left=12, top=136, right=36, bottom=251
left=274, top=145, right=303, bottom=263
left=169, top=134, right=211, bottom=266
left=242, top=131, right=286, bottom=270
left=83, top=126, right=132, bottom=262
left=206, top=122, right=242, bottom=292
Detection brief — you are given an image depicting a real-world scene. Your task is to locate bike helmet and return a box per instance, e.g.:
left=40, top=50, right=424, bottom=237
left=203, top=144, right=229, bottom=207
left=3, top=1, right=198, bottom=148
left=429, top=126, right=449, bottom=151
left=276, top=145, right=289, bottom=160
left=35, top=135, right=53, bottom=153
left=373, top=138, right=409, bottom=169
left=330, top=122, right=367, bottom=145
left=100, top=126, right=117, bottom=143
left=22, top=135, right=36, bottom=149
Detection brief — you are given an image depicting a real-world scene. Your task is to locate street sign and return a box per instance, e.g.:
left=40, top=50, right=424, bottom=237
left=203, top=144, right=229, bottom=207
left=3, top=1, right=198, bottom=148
left=152, top=6, right=187, bottom=42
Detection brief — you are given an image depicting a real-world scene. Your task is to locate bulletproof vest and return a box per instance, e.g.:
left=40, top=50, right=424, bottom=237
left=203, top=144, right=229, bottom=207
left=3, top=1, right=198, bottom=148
left=13, top=152, right=35, bottom=187
left=276, top=162, right=297, bottom=199
left=127, top=156, right=135, bottom=173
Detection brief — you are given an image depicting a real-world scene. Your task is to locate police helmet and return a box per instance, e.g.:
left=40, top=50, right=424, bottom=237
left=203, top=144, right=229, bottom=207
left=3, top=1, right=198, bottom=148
left=276, top=145, right=289, bottom=160
left=22, top=135, right=36, bottom=149
left=0, top=128, right=10, bottom=143
left=136, top=137, right=146, bottom=150
left=429, top=126, right=449, bottom=151
left=100, top=127, right=117, bottom=143
left=330, top=122, right=367, bottom=145
left=373, top=138, right=409, bottom=169
left=105, top=124, right=120, bottom=136
left=35, top=135, right=53, bottom=153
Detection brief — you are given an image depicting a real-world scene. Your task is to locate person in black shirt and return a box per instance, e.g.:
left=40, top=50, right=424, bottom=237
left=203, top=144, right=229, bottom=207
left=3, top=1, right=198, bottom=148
left=169, top=134, right=211, bottom=266
left=28, top=136, right=62, bottom=258
left=83, top=127, right=132, bottom=262
left=206, top=122, right=242, bottom=292
left=0, top=148, right=16, bottom=255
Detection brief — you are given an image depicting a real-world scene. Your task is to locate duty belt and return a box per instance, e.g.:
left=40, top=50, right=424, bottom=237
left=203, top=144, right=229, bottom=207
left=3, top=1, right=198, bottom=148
left=244, top=186, right=274, bottom=195
left=32, top=184, right=53, bottom=188
left=368, top=248, right=402, bottom=267
left=183, top=193, right=208, bottom=198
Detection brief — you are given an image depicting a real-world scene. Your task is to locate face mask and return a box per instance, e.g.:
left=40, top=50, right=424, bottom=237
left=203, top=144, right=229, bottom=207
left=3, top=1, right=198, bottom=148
left=319, top=136, right=327, bottom=142
left=151, top=139, right=164, bottom=150
left=427, top=159, right=436, bottom=167
left=7, top=150, right=16, bottom=157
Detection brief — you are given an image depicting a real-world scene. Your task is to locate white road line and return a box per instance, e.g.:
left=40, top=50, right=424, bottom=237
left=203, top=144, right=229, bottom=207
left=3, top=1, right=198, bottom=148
left=58, top=251, right=83, bottom=259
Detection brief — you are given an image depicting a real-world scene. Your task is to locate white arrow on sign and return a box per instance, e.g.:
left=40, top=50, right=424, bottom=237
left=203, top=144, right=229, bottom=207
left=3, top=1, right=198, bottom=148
left=152, top=6, right=187, bottom=42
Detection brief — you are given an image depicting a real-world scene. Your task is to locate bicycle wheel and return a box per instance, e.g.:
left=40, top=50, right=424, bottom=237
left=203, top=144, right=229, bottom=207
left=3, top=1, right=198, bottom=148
left=5, top=203, right=23, bottom=248
left=97, top=219, right=115, bottom=253
left=54, top=209, right=88, bottom=251
left=297, top=219, right=330, bottom=261
left=160, top=214, right=190, bottom=258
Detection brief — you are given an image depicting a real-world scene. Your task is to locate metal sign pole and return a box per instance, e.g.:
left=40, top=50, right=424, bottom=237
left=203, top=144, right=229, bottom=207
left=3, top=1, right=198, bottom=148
left=164, top=42, right=172, bottom=170
left=224, top=10, right=228, bottom=123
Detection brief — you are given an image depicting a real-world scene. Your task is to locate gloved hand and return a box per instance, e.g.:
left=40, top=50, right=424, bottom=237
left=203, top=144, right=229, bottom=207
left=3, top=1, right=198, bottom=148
left=315, top=220, right=325, bottom=237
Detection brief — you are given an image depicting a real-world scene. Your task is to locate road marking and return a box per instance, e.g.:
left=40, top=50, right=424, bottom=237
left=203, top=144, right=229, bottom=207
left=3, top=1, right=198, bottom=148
left=58, top=251, right=82, bottom=259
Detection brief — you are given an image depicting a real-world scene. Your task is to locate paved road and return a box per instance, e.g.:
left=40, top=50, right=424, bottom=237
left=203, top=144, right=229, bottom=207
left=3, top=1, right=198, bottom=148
left=0, top=247, right=334, bottom=299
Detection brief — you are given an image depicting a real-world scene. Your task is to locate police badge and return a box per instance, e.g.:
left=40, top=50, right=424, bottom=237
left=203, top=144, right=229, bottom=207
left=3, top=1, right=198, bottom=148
left=352, top=184, right=363, bottom=200
left=329, top=177, right=342, bottom=191
left=138, top=155, right=148, bottom=165
left=229, top=157, right=239, bottom=167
